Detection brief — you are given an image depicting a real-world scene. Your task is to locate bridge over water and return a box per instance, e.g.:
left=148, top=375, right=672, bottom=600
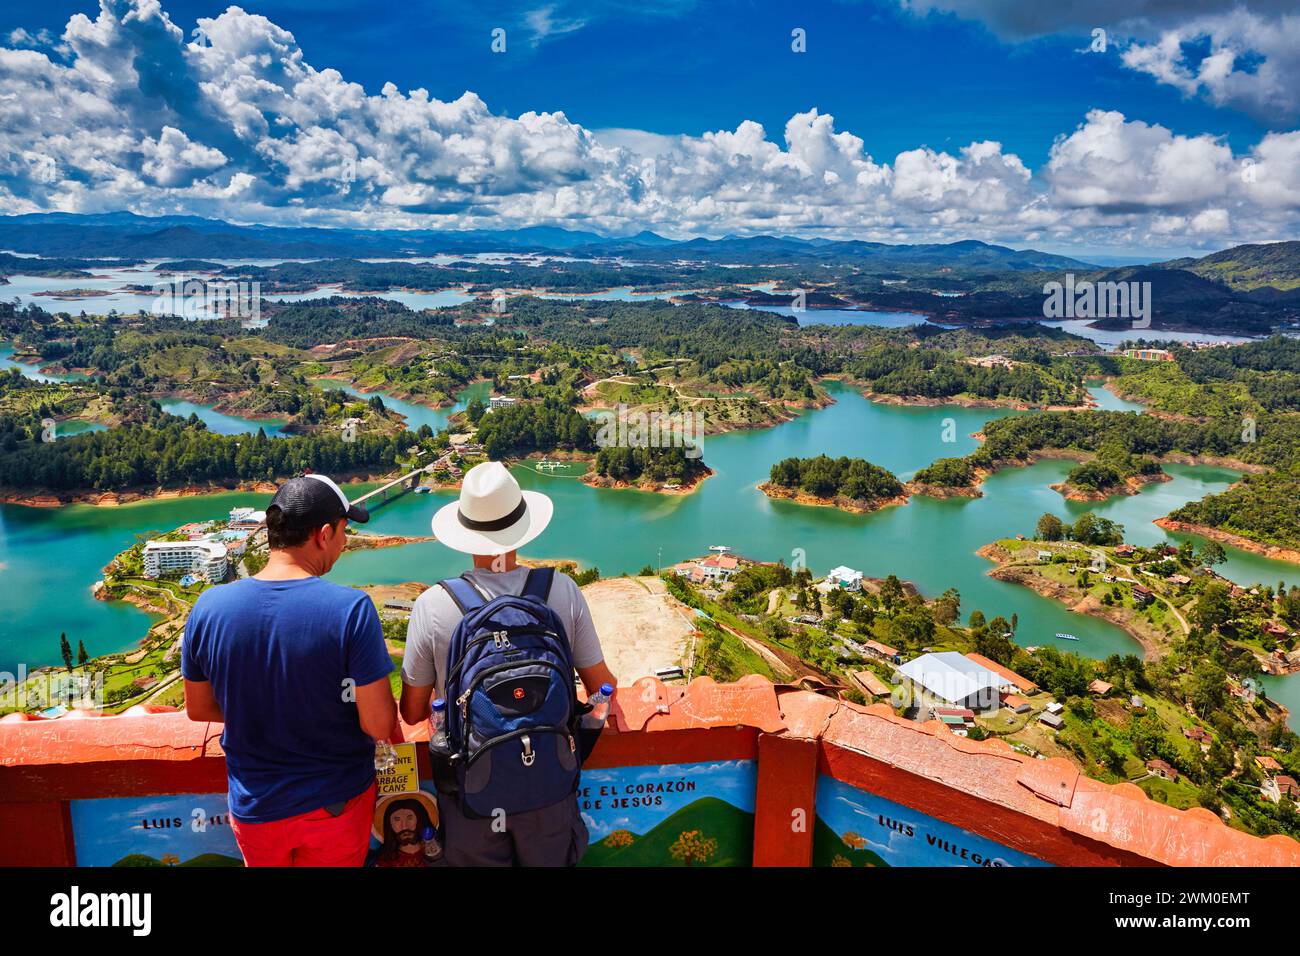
left=351, top=464, right=430, bottom=511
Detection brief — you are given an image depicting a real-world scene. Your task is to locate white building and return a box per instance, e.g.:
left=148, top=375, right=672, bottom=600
left=825, top=566, right=864, bottom=591
left=228, top=507, right=267, bottom=528
left=143, top=540, right=229, bottom=584
left=488, top=395, right=519, bottom=411
left=896, top=651, right=1006, bottom=713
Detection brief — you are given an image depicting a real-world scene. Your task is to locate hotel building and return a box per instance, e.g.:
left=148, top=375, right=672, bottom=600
left=143, top=540, right=229, bottom=584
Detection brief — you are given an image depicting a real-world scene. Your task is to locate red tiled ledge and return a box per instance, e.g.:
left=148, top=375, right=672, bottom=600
left=1, top=677, right=1296, bottom=867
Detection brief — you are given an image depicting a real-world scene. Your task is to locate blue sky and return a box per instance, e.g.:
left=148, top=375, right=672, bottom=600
left=0, top=0, right=1274, bottom=162
left=2, top=0, right=1298, bottom=255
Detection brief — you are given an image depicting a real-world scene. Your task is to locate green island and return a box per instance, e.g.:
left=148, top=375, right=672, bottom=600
left=761, top=455, right=906, bottom=513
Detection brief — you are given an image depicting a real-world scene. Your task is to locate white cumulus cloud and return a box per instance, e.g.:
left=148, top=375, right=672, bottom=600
left=0, top=0, right=1297, bottom=254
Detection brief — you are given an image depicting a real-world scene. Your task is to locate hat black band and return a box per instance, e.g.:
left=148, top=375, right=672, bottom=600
left=457, top=497, right=527, bottom=532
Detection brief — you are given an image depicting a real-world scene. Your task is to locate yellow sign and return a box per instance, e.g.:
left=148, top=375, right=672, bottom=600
left=376, top=743, right=419, bottom=797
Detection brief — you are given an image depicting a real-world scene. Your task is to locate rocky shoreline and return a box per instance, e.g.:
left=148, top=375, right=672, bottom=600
left=582, top=465, right=714, bottom=496
left=1051, top=470, right=1172, bottom=501
left=0, top=467, right=399, bottom=509
left=975, top=542, right=1167, bottom=659
left=854, top=387, right=1095, bottom=413
left=1154, top=517, right=1300, bottom=566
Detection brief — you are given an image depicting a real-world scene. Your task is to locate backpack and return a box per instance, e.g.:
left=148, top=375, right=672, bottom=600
left=438, top=567, right=582, bottom=818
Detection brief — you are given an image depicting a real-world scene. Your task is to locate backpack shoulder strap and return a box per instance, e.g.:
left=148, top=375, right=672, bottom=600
left=522, top=566, right=555, bottom=603
left=440, top=575, right=487, bottom=616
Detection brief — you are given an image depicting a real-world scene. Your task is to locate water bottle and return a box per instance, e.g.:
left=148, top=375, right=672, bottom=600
left=373, top=739, right=397, bottom=772
left=582, top=683, right=614, bottom=730
left=422, top=825, right=443, bottom=863
left=430, top=698, right=450, bottom=754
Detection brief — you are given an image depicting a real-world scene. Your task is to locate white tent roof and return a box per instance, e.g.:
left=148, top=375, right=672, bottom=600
left=896, top=652, right=1005, bottom=705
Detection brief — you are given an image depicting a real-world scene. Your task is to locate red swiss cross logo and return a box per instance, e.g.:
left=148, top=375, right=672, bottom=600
left=513, top=687, right=525, bottom=699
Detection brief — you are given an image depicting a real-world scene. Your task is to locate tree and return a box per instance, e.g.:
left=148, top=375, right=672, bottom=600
left=604, top=829, right=635, bottom=849
left=879, top=575, right=905, bottom=614
left=931, top=588, right=960, bottom=625
left=76, top=640, right=88, bottom=668
left=668, top=829, right=717, bottom=866
left=1068, top=512, right=1124, bottom=546
left=1190, top=662, right=1228, bottom=717
left=59, top=632, right=72, bottom=672
left=1198, top=540, right=1227, bottom=567
left=1193, top=581, right=1235, bottom=632
left=1036, top=513, right=1064, bottom=541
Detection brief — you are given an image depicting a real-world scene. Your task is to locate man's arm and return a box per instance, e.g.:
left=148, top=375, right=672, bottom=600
left=356, top=676, right=398, bottom=741
left=183, top=679, right=224, bottom=722
left=399, top=680, right=434, bottom=726
left=577, top=661, right=617, bottom=697
left=565, top=574, right=616, bottom=695
left=345, top=596, right=397, bottom=740
left=398, top=596, right=438, bottom=726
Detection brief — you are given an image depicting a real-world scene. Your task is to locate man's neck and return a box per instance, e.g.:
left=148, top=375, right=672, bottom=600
left=471, top=551, right=518, bottom=573
left=255, top=549, right=321, bottom=580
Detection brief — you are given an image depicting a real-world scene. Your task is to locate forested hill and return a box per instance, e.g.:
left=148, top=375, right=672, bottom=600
left=1162, top=241, right=1300, bottom=292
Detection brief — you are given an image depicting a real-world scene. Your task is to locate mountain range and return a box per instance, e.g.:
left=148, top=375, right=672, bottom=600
left=0, top=212, right=1091, bottom=270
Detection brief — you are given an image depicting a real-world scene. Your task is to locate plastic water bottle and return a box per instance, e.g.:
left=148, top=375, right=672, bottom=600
left=373, top=739, right=396, bottom=772
left=430, top=698, right=450, bottom=754
left=422, top=825, right=443, bottom=863
left=582, top=683, right=614, bottom=730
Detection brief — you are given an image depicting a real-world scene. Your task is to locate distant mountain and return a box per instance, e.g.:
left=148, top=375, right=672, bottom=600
left=0, top=212, right=1091, bottom=271
left=1161, top=241, right=1300, bottom=292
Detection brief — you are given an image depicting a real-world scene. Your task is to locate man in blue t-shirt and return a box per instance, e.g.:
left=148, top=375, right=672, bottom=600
left=182, top=473, right=396, bottom=867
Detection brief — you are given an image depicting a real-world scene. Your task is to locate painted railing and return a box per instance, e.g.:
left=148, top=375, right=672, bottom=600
left=2, top=675, right=1297, bottom=867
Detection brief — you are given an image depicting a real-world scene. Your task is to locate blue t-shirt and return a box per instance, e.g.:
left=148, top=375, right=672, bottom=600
left=181, top=576, right=394, bottom=823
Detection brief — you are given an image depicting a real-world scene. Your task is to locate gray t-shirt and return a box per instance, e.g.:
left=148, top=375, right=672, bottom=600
left=402, top=567, right=605, bottom=702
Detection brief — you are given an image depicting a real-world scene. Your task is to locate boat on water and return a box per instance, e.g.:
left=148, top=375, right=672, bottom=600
left=1054, top=632, right=1079, bottom=641
left=708, top=544, right=732, bottom=553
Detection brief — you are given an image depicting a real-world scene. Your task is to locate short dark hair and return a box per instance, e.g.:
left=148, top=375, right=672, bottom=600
left=265, top=505, right=342, bottom=550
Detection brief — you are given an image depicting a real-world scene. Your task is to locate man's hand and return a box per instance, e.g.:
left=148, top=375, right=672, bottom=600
left=399, top=680, right=434, bottom=728
left=577, top=661, right=617, bottom=697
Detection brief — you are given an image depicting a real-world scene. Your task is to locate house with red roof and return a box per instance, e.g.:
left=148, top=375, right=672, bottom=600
left=1146, top=759, right=1178, bottom=781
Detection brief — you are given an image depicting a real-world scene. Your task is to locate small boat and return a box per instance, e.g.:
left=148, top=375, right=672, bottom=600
left=1054, top=632, right=1079, bottom=641
left=708, top=544, right=732, bottom=553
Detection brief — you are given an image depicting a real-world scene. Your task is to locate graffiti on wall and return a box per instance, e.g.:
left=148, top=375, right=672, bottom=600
left=70, top=793, right=241, bottom=867
left=814, top=776, right=1052, bottom=867
left=578, top=759, right=757, bottom=866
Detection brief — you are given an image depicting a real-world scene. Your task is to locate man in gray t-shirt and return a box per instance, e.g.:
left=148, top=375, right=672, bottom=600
left=402, top=565, right=607, bottom=704
left=398, top=462, right=616, bottom=866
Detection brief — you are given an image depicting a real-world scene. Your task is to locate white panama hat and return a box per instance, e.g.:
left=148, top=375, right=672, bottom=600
left=430, top=461, right=553, bottom=556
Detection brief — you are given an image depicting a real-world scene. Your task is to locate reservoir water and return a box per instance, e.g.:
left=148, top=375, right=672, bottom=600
left=4, top=382, right=1297, bottom=684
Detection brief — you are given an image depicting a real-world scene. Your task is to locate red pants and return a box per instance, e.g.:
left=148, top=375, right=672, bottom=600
left=230, top=783, right=376, bottom=867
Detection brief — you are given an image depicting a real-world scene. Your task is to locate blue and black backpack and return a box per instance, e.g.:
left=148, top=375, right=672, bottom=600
left=438, top=567, right=583, bottom=818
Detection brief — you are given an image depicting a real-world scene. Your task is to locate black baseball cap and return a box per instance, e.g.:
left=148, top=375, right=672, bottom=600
left=268, top=473, right=369, bottom=527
